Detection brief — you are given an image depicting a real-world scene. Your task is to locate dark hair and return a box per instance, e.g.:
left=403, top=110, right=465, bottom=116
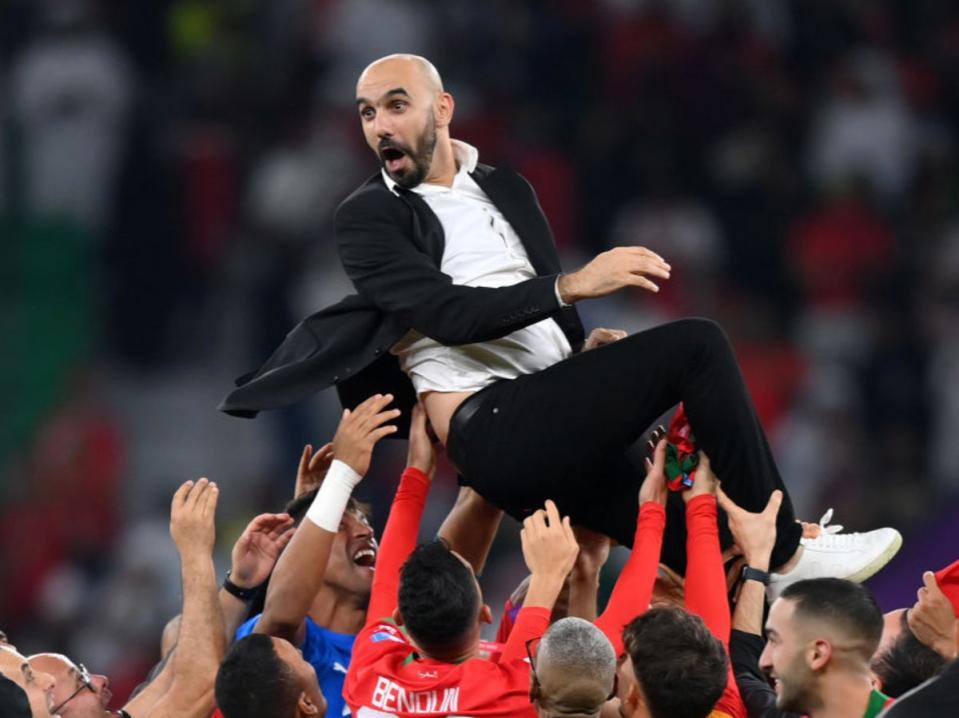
left=780, top=578, right=883, bottom=659
left=871, top=611, right=949, bottom=697
left=285, top=488, right=371, bottom=526
left=398, top=540, right=480, bottom=653
left=623, top=607, right=728, bottom=718
left=215, top=634, right=300, bottom=718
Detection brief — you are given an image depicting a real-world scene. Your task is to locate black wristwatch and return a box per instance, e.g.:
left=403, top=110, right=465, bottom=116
left=222, top=572, right=259, bottom=602
left=740, top=565, right=771, bottom=586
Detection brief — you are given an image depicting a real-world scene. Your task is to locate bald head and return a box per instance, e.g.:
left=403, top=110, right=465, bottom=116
left=533, top=618, right=616, bottom=717
left=358, top=54, right=444, bottom=94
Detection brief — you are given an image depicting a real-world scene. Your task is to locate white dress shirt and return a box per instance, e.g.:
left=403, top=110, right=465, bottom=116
left=385, top=140, right=572, bottom=394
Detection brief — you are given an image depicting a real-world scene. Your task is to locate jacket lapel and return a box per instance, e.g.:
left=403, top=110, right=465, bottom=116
left=471, top=165, right=561, bottom=275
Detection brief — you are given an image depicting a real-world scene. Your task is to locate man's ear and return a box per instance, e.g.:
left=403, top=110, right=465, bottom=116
left=297, top=691, right=322, bottom=716
left=434, top=92, right=455, bottom=129
left=623, top=680, right=641, bottom=716
left=479, top=604, right=493, bottom=625
left=392, top=608, right=405, bottom=627
left=809, top=639, right=832, bottom=671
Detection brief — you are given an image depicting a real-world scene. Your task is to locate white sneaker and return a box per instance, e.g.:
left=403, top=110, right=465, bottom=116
left=766, top=509, right=903, bottom=601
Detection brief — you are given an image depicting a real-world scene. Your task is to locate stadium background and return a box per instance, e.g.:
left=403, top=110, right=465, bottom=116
left=2, top=0, right=959, bottom=703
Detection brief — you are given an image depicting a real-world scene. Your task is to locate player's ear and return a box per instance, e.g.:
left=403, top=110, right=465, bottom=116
left=392, top=608, right=405, bottom=626
left=479, top=604, right=493, bottom=625
left=298, top=691, right=321, bottom=715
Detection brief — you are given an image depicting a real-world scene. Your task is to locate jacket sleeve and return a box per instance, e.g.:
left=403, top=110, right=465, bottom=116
left=335, top=188, right=564, bottom=346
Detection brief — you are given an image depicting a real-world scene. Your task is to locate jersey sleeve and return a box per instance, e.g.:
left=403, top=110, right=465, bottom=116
left=366, top=467, right=432, bottom=627
left=685, top=494, right=747, bottom=718
left=594, top=501, right=666, bottom=655
left=499, top=606, right=551, bottom=663
left=684, top=494, right=730, bottom=643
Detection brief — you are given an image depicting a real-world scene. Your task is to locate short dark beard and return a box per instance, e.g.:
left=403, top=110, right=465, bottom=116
left=380, top=114, right=437, bottom=189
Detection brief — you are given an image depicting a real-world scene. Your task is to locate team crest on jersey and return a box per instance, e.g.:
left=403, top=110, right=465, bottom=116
left=371, top=631, right=405, bottom=644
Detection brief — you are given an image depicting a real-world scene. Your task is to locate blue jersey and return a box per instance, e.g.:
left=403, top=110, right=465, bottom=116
left=236, top=614, right=356, bottom=717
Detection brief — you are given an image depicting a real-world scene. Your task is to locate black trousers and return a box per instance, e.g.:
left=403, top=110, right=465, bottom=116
left=446, top=318, right=802, bottom=574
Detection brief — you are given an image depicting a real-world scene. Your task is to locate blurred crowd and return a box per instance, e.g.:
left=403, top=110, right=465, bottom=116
left=3, top=0, right=959, bottom=706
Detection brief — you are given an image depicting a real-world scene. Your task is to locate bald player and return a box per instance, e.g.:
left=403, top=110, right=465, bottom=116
left=529, top=618, right=617, bottom=718
left=222, top=53, right=901, bottom=595
left=760, top=579, right=893, bottom=718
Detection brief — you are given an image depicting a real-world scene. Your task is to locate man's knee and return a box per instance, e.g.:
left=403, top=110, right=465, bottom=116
left=670, top=317, right=731, bottom=354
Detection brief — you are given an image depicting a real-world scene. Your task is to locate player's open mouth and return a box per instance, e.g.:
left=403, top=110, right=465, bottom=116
left=381, top=147, right=408, bottom=173
left=353, top=548, right=376, bottom=568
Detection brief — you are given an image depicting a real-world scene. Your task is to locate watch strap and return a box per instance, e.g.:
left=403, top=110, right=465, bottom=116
left=741, top=565, right=771, bottom=586
left=222, top=572, right=259, bottom=601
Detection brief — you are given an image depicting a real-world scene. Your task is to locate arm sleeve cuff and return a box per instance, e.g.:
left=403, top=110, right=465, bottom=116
left=554, top=275, right=570, bottom=307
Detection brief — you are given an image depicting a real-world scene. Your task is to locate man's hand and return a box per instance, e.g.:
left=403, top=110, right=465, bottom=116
left=229, top=513, right=296, bottom=589
left=639, top=438, right=668, bottom=506
left=294, top=442, right=335, bottom=498
left=716, top=487, right=782, bottom=570
left=908, top=571, right=959, bottom=660
left=558, top=247, right=671, bottom=304
left=170, top=478, right=219, bottom=557
left=407, top=403, right=439, bottom=479
left=684, top=451, right=718, bottom=503
left=521, top=500, right=580, bottom=582
left=583, top=328, right=628, bottom=352
left=332, top=393, right=401, bottom=476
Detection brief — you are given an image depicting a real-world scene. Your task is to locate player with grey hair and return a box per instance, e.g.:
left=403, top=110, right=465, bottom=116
left=529, top=617, right=617, bottom=718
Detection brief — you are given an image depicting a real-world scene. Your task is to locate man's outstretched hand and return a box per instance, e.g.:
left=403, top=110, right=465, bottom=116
left=229, top=513, right=296, bottom=590
left=522, top=500, right=580, bottom=583
left=639, top=438, right=668, bottom=507
left=170, top=478, right=219, bottom=557
left=908, top=571, right=959, bottom=660
left=716, top=486, right=782, bottom=570
left=558, top=246, right=671, bottom=303
left=294, top=442, right=335, bottom=498
left=332, top=393, right=401, bottom=476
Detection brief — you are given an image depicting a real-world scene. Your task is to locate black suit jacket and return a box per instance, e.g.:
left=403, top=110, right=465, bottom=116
left=219, top=162, right=585, bottom=436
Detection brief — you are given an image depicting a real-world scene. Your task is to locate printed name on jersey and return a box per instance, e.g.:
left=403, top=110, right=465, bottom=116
left=371, top=676, right=460, bottom=713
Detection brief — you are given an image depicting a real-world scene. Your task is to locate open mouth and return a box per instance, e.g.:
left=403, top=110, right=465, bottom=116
left=353, top=548, right=376, bottom=569
left=380, top=146, right=408, bottom=173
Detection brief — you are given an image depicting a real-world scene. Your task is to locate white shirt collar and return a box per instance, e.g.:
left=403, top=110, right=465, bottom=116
left=381, top=139, right=479, bottom=195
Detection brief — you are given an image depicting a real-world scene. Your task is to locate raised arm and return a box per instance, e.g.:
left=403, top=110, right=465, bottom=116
left=682, top=455, right=729, bottom=643
left=718, top=486, right=787, bottom=718
left=594, top=439, right=669, bottom=655
left=219, top=512, right=295, bottom=638
left=365, top=404, right=437, bottom=626
left=437, top=487, right=504, bottom=576
left=257, top=394, right=400, bottom=644
left=500, top=500, right=580, bottom=663
left=125, top=479, right=226, bottom=718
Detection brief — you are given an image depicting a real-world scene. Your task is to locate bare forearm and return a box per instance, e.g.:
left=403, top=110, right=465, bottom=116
left=131, top=553, right=224, bottom=718
left=257, top=522, right=334, bottom=642
left=173, top=552, right=226, bottom=676
left=568, top=571, right=600, bottom=622
left=219, top=588, right=252, bottom=640
left=732, top=551, right=771, bottom=636
left=437, top=487, right=503, bottom=575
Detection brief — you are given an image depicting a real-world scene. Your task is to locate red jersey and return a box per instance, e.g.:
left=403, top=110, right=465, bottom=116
left=345, top=619, right=537, bottom=716
left=343, top=468, right=546, bottom=717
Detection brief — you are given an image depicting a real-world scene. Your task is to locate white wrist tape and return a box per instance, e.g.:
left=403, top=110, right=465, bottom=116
left=305, top=459, right=363, bottom=532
